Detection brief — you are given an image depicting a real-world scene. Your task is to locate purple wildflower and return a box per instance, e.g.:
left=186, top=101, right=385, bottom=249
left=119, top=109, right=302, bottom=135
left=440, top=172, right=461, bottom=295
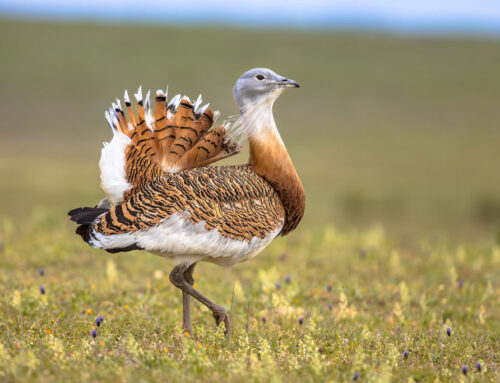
left=298, top=317, right=304, bottom=325
left=462, top=365, right=468, bottom=375
left=285, top=275, right=291, bottom=284
left=404, top=350, right=408, bottom=359
left=476, top=362, right=482, bottom=372
left=39, top=268, right=44, bottom=276
left=447, top=327, right=451, bottom=336
left=458, top=280, right=464, bottom=288
left=261, top=316, right=266, bottom=324
left=353, top=371, right=359, bottom=381
left=40, top=286, right=45, bottom=295
left=96, top=316, right=102, bottom=327
left=92, top=330, right=97, bottom=339
left=328, top=303, right=333, bottom=310
left=275, top=282, right=281, bottom=290
left=326, top=284, right=332, bottom=292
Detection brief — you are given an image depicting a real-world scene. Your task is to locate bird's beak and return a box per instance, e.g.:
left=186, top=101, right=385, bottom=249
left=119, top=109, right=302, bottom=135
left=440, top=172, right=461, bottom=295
left=271, top=78, right=300, bottom=88
left=285, top=78, right=300, bottom=88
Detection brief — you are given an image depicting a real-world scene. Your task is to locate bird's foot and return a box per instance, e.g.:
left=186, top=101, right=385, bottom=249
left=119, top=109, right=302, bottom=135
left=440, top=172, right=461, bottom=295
left=212, top=309, right=230, bottom=335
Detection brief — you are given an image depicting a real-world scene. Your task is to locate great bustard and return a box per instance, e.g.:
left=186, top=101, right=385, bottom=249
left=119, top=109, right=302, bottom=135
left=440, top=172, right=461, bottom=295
left=69, top=68, right=305, bottom=334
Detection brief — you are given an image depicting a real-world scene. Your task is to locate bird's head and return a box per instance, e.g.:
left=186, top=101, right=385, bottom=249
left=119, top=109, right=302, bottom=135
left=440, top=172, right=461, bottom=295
left=233, top=68, right=299, bottom=112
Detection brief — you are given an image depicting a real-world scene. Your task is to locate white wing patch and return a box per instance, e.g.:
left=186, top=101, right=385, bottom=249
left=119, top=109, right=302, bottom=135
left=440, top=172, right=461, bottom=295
left=99, top=131, right=132, bottom=206
left=89, top=212, right=282, bottom=266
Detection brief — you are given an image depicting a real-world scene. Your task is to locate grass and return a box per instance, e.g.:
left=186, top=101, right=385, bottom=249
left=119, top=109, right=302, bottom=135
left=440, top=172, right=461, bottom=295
left=0, top=210, right=499, bottom=381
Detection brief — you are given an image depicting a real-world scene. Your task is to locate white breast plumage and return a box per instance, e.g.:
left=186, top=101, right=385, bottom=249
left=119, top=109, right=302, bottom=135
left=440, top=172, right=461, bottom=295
left=89, top=212, right=283, bottom=266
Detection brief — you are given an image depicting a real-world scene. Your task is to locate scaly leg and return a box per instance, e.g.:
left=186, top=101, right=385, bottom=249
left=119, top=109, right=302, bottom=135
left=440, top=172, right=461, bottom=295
left=182, top=263, right=196, bottom=334
left=170, top=263, right=230, bottom=335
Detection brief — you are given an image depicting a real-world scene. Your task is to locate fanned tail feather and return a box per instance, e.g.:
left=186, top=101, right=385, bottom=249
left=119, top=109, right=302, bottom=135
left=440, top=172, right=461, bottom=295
left=99, top=86, right=242, bottom=205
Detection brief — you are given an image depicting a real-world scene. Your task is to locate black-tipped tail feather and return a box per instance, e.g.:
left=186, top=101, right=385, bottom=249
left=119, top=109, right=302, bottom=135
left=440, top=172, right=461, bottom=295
left=68, top=207, right=108, bottom=242
left=68, top=207, right=109, bottom=225
left=68, top=207, right=143, bottom=253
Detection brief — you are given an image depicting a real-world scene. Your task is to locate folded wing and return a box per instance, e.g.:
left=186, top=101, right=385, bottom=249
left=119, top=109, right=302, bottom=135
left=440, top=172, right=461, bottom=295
left=87, top=165, right=285, bottom=259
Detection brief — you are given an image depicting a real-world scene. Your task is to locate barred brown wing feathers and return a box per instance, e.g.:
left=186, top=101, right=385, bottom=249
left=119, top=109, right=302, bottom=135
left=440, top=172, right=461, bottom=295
left=154, top=95, right=176, bottom=160
left=123, top=146, right=163, bottom=200
left=93, top=165, right=285, bottom=243
left=164, top=99, right=201, bottom=168
left=178, top=126, right=223, bottom=170
left=100, top=87, right=241, bottom=205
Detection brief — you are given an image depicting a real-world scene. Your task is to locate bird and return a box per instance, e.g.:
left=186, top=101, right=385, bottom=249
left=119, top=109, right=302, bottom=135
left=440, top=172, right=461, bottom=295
left=68, top=68, right=305, bottom=335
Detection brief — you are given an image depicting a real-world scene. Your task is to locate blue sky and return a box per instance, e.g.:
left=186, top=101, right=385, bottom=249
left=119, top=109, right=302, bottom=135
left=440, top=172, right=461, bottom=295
left=1, top=0, right=500, bottom=35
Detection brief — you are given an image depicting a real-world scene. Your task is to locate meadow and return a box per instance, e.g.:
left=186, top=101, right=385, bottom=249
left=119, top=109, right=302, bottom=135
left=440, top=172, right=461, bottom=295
left=1, top=212, right=499, bottom=381
left=0, top=18, right=499, bottom=381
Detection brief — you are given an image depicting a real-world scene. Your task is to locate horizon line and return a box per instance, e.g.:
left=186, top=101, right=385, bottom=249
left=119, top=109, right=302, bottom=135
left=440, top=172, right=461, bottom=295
left=1, top=6, right=500, bottom=39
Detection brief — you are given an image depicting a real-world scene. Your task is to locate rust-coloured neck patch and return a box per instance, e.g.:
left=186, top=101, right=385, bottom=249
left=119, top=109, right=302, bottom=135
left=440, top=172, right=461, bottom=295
left=249, top=130, right=305, bottom=235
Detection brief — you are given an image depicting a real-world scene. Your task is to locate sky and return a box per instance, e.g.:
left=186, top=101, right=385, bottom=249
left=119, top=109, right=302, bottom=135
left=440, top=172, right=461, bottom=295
left=1, top=0, right=500, bottom=36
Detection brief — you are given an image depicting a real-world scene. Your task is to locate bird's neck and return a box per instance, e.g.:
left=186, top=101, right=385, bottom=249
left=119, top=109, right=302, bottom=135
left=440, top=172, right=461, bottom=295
left=240, top=100, right=305, bottom=235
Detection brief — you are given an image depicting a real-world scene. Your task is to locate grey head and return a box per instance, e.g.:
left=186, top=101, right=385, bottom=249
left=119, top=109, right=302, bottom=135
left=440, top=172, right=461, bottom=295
left=233, top=68, right=299, bottom=111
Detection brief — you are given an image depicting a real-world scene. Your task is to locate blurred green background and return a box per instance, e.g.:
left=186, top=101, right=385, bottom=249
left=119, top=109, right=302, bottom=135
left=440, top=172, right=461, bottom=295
left=1, top=18, right=500, bottom=243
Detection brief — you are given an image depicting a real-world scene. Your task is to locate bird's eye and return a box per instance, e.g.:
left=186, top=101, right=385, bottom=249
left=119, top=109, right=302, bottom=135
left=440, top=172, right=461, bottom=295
left=256, top=74, right=265, bottom=80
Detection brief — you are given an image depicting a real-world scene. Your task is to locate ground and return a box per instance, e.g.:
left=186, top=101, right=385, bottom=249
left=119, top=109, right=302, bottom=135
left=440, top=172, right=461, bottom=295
left=0, top=211, right=498, bottom=382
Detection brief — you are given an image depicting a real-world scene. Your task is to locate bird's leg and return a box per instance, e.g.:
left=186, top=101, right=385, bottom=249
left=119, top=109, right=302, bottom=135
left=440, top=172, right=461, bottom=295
left=169, top=263, right=230, bottom=335
left=182, top=263, right=196, bottom=334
